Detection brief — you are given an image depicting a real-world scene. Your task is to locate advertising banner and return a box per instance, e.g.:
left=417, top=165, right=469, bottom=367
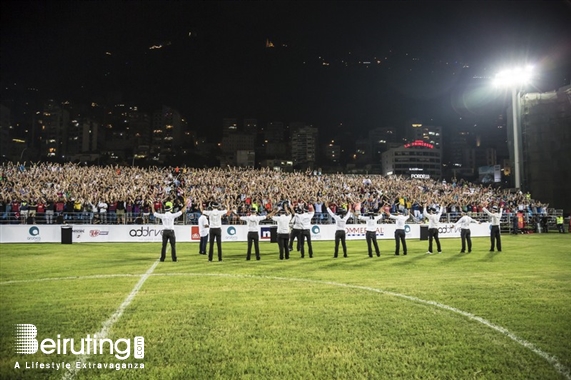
left=0, top=223, right=491, bottom=244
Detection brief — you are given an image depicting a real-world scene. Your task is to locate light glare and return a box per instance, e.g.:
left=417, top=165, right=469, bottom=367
left=494, top=66, right=534, bottom=87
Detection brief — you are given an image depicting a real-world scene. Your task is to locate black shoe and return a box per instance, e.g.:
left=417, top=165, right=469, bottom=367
left=199, top=252, right=206, bottom=255
left=246, top=257, right=250, bottom=261
left=369, top=255, right=373, bottom=258
left=468, top=250, right=471, bottom=253
left=344, top=254, right=348, bottom=257
left=377, top=253, right=380, bottom=257
left=460, top=251, right=465, bottom=253
left=489, top=250, right=494, bottom=252
left=403, top=252, right=407, bottom=255
left=159, top=259, right=165, bottom=262
left=395, top=253, right=400, bottom=256
left=497, top=250, right=502, bottom=252
left=218, top=258, right=222, bottom=261
left=334, top=255, right=338, bottom=258
left=256, top=257, right=260, bottom=260
left=173, top=259, right=177, bottom=262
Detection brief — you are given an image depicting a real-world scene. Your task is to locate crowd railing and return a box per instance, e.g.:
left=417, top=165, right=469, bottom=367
left=1, top=210, right=566, bottom=233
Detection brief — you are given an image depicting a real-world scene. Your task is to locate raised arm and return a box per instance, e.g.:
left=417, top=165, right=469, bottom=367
left=181, top=197, right=188, bottom=213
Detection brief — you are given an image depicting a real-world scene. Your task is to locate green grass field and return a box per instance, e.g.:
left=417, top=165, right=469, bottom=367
left=1, top=234, right=570, bottom=380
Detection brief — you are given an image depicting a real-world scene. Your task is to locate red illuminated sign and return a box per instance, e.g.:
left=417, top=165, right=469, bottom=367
left=404, top=140, right=434, bottom=149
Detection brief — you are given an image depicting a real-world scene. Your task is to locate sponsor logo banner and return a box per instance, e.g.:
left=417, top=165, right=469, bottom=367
left=191, top=226, right=200, bottom=240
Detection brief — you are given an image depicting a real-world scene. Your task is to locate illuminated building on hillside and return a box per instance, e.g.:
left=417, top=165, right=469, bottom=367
left=40, top=100, right=70, bottom=158
left=291, top=124, right=318, bottom=168
left=381, top=139, right=442, bottom=179
left=151, top=106, right=184, bottom=158
left=407, top=123, right=442, bottom=149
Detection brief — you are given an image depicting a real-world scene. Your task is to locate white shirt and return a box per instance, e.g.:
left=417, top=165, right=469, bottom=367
left=454, top=215, right=478, bottom=229
left=198, top=214, right=209, bottom=237
left=270, top=213, right=292, bottom=234
left=291, top=213, right=304, bottom=229
left=203, top=209, right=227, bottom=228
left=424, top=206, right=443, bottom=229
left=98, top=202, right=108, bottom=213
left=388, top=213, right=410, bottom=230
left=240, top=214, right=267, bottom=232
left=153, top=210, right=182, bottom=230
left=483, top=208, right=503, bottom=226
left=358, top=214, right=383, bottom=232
left=327, top=208, right=352, bottom=231
left=299, top=211, right=315, bottom=230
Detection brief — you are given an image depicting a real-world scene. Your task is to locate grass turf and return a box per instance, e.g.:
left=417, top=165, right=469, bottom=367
left=0, top=233, right=570, bottom=379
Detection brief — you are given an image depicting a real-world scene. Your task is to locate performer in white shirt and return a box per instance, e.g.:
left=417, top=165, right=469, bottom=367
left=299, top=205, right=315, bottom=258
left=326, top=202, right=353, bottom=258
left=240, top=207, right=271, bottom=260
left=423, top=204, right=443, bottom=254
left=385, top=208, right=412, bottom=256
left=288, top=206, right=303, bottom=253
left=197, top=209, right=209, bottom=255
left=269, top=203, right=294, bottom=260
left=358, top=211, right=383, bottom=257
left=483, top=203, right=503, bottom=252
left=201, top=201, right=229, bottom=262
left=152, top=197, right=187, bottom=262
left=452, top=212, right=480, bottom=253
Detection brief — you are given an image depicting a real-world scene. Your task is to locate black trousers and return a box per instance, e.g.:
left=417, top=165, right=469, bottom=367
left=394, top=229, right=407, bottom=255
left=334, top=230, right=347, bottom=257
left=161, top=229, right=177, bottom=261
left=490, top=225, right=501, bottom=251
left=247, top=231, right=260, bottom=260
left=428, top=228, right=441, bottom=253
left=277, top=233, right=290, bottom=259
left=460, top=228, right=472, bottom=252
left=300, top=229, right=313, bottom=258
left=209, top=227, right=222, bottom=261
left=199, top=235, right=208, bottom=254
left=288, top=228, right=301, bottom=251
left=366, top=231, right=380, bottom=257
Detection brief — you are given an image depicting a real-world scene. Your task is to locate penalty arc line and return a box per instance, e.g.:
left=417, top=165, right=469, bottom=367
left=164, top=272, right=571, bottom=380
left=61, top=260, right=160, bottom=380
left=3, top=270, right=568, bottom=380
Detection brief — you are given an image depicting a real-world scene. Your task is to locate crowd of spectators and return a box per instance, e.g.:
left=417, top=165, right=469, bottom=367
left=0, top=162, right=553, bottom=227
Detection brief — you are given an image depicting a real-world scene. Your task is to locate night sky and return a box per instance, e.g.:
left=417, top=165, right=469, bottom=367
left=2, top=1, right=571, bottom=138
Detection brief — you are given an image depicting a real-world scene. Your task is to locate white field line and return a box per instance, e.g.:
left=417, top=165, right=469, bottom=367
left=60, top=260, right=159, bottom=380
left=2, top=271, right=568, bottom=380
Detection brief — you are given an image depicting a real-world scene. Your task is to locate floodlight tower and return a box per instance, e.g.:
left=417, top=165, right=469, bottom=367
left=493, top=66, right=533, bottom=190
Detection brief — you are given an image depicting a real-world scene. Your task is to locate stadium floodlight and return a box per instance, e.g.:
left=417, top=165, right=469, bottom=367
left=493, top=66, right=534, bottom=87
left=493, top=65, right=534, bottom=190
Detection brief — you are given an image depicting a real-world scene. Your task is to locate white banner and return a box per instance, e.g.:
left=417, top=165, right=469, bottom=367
left=0, top=223, right=492, bottom=244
